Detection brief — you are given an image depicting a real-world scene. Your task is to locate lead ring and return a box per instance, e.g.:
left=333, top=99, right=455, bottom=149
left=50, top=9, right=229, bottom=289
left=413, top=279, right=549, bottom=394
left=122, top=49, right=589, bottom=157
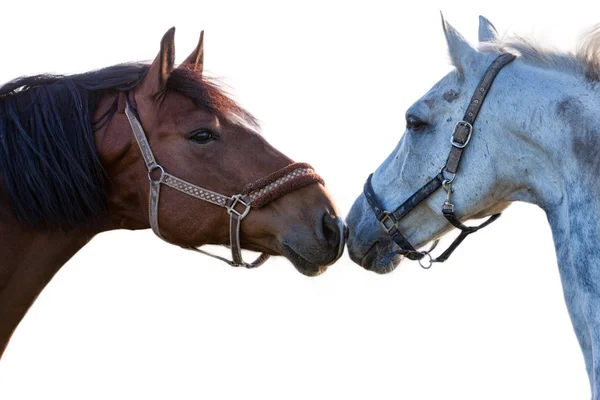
left=418, top=252, right=434, bottom=269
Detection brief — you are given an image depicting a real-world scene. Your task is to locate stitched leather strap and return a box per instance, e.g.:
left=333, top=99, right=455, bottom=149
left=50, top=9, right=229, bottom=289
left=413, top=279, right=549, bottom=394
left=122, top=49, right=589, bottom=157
left=230, top=214, right=243, bottom=265
left=445, top=53, right=516, bottom=174
left=125, top=102, right=158, bottom=170
left=364, top=173, right=446, bottom=261
left=364, top=174, right=420, bottom=258
left=391, top=173, right=444, bottom=221
left=432, top=212, right=501, bottom=263
left=149, top=179, right=164, bottom=239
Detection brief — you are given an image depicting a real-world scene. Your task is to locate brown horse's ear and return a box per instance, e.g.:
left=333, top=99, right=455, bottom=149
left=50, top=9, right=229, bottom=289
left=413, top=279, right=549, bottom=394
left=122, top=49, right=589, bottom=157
left=138, top=27, right=176, bottom=96
left=181, top=30, right=204, bottom=74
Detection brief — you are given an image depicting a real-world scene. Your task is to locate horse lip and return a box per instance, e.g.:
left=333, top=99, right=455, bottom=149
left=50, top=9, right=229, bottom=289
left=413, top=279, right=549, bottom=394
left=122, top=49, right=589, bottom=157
left=360, top=241, right=400, bottom=274
left=360, top=242, right=379, bottom=270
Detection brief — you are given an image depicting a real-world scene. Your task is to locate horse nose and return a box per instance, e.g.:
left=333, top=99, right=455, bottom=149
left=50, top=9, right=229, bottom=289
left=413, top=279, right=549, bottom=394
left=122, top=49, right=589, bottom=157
left=319, top=212, right=346, bottom=260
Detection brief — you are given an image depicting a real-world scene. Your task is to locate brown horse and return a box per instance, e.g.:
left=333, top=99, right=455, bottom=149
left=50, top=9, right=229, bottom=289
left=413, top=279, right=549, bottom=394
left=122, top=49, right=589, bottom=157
left=0, top=28, right=345, bottom=358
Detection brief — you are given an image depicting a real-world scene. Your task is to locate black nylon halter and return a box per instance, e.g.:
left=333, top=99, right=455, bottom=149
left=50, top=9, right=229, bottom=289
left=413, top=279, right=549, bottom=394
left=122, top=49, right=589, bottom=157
left=364, top=53, right=516, bottom=268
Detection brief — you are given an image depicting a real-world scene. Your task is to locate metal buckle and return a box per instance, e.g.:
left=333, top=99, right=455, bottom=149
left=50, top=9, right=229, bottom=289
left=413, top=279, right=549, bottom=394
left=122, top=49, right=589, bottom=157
left=450, top=121, right=473, bottom=148
left=380, top=211, right=397, bottom=233
left=227, top=194, right=251, bottom=219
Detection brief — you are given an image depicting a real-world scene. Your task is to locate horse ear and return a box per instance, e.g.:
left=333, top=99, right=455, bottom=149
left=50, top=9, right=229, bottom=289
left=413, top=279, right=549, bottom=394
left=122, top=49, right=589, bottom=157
left=478, top=15, right=499, bottom=42
left=441, top=14, right=479, bottom=75
left=139, top=27, right=176, bottom=96
left=181, top=30, right=204, bottom=74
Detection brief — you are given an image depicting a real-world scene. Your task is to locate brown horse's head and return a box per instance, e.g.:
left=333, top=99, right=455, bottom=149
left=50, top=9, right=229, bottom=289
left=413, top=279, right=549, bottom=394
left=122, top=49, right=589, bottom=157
left=95, top=28, right=345, bottom=276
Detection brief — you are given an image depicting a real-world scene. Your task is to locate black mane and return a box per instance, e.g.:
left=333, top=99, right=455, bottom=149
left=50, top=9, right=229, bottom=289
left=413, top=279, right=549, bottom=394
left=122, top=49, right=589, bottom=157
left=0, top=63, right=256, bottom=231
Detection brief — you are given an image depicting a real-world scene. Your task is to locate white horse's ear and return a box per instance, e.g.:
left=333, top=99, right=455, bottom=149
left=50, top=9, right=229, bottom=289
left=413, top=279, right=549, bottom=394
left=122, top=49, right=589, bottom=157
left=441, top=14, right=479, bottom=75
left=478, top=15, right=499, bottom=42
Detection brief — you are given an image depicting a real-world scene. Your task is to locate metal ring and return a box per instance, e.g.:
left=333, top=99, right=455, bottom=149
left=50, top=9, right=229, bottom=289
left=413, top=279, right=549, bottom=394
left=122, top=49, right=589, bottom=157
left=418, top=252, right=434, bottom=269
left=148, top=164, right=165, bottom=182
left=441, top=168, right=456, bottom=185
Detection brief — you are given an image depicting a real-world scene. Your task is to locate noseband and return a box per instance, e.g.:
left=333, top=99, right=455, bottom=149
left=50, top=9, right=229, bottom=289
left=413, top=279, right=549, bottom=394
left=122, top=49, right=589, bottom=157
left=364, top=53, right=516, bottom=269
left=124, top=97, right=324, bottom=268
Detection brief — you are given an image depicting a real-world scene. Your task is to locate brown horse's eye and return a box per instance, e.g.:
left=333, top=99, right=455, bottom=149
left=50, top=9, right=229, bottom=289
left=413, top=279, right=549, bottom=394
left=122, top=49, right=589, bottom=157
left=406, top=115, right=426, bottom=131
left=189, top=130, right=215, bottom=144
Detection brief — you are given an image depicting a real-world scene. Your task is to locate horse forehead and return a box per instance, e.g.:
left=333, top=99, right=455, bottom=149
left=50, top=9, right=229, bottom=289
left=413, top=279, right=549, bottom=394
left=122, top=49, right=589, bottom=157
left=416, top=73, right=465, bottom=110
left=163, top=102, right=219, bottom=127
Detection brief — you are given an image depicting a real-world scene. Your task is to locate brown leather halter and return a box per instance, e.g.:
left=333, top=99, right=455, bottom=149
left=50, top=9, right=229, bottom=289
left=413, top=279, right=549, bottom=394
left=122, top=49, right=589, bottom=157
left=364, top=53, right=516, bottom=269
left=124, top=97, right=324, bottom=268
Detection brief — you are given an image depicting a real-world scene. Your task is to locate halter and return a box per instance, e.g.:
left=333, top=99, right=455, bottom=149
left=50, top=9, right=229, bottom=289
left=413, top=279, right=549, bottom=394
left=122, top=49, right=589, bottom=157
left=124, top=97, right=324, bottom=268
left=364, top=53, right=516, bottom=269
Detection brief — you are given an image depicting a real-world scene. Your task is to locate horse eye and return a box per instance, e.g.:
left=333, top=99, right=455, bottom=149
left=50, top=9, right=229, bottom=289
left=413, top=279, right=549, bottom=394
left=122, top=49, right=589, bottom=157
left=406, top=115, right=426, bottom=131
left=189, top=130, right=215, bottom=144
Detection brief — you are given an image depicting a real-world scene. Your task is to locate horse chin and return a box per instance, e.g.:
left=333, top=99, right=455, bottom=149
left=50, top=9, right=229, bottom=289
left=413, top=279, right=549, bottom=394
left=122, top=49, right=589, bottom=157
left=281, top=244, right=329, bottom=277
left=353, top=242, right=402, bottom=274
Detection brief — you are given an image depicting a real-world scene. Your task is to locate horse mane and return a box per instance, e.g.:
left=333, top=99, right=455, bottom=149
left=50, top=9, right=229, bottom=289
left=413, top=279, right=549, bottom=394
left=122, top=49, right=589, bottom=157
left=0, top=62, right=257, bottom=231
left=479, top=24, right=600, bottom=83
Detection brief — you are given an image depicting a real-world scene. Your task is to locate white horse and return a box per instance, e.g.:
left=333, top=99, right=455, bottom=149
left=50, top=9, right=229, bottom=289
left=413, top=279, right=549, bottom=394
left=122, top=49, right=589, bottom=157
left=346, top=16, right=600, bottom=397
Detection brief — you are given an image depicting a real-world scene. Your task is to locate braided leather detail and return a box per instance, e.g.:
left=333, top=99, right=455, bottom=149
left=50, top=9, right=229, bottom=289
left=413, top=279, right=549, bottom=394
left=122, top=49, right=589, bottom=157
left=162, top=174, right=230, bottom=208
left=245, top=165, right=324, bottom=208
left=246, top=167, right=312, bottom=200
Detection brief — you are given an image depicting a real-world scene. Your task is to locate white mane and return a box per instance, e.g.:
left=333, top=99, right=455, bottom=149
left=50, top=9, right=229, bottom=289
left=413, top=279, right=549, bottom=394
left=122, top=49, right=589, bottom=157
left=478, top=24, right=600, bottom=82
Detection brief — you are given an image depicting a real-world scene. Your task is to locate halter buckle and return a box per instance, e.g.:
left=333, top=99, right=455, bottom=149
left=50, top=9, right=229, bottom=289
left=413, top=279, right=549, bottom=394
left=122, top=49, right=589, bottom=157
left=227, top=194, right=251, bottom=219
left=450, top=121, right=473, bottom=148
left=380, top=211, right=397, bottom=233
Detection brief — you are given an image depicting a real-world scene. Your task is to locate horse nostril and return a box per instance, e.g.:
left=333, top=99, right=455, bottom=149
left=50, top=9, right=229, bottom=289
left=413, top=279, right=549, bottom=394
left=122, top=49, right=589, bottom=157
left=321, top=213, right=341, bottom=248
left=344, top=224, right=349, bottom=241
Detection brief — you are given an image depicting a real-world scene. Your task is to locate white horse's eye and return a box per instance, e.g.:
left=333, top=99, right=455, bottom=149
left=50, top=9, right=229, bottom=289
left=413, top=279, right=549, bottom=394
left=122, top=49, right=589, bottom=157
left=406, top=115, right=426, bottom=131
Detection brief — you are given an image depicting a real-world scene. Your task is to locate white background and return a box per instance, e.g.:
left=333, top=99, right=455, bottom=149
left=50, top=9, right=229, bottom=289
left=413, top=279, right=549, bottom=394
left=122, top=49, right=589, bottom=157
left=0, top=1, right=596, bottom=399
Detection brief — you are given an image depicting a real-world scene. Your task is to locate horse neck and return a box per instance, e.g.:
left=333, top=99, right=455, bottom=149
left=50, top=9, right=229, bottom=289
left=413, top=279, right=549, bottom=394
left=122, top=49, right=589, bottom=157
left=523, top=72, right=600, bottom=245
left=0, top=210, right=95, bottom=358
left=540, top=127, right=600, bottom=293
left=542, top=178, right=600, bottom=386
left=513, top=69, right=600, bottom=387
left=0, top=90, right=119, bottom=358
left=0, top=89, right=146, bottom=358
left=499, top=64, right=600, bottom=210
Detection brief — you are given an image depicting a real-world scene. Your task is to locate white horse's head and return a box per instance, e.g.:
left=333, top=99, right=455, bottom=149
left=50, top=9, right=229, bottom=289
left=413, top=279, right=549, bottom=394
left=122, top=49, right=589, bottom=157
left=347, top=15, right=598, bottom=273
